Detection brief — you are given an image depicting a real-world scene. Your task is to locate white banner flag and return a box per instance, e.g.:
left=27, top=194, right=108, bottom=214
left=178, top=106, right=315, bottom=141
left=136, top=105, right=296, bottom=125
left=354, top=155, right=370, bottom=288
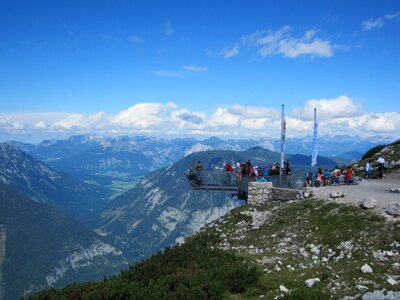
left=311, top=109, right=318, bottom=166
left=280, top=105, right=286, bottom=173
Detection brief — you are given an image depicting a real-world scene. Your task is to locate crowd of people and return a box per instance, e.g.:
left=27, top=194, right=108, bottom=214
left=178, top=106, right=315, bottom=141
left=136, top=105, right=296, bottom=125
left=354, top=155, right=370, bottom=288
left=186, top=159, right=292, bottom=187
left=304, top=154, right=387, bottom=187
left=305, top=165, right=355, bottom=187
left=187, top=154, right=387, bottom=189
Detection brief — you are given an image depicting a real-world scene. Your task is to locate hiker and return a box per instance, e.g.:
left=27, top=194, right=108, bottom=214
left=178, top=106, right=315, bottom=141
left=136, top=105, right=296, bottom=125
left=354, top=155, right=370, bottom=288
left=376, top=155, right=385, bottom=179
left=315, top=173, right=324, bottom=187
left=318, top=165, right=323, bottom=175
left=364, top=160, right=372, bottom=179
left=263, top=164, right=269, bottom=176
left=345, top=166, right=354, bottom=184
left=195, top=161, right=203, bottom=184
left=196, top=161, right=203, bottom=171
left=284, top=160, right=292, bottom=175
left=224, top=163, right=234, bottom=184
left=236, top=160, right=241, bottom=171
left=333, top=166, right=341, bottom=184
left=187, top=167, right=200, bottom=187
left=324, top=169, right=331, bottom=186
left=253, top=166, right=259, bottom=177
left=304, top=176, right=312, bottom=187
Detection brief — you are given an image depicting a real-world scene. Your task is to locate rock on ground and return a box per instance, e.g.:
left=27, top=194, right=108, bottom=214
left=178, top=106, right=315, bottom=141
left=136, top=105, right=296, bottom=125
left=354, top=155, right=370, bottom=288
left=386, top=202, right=400, bottom=216
left=362, top=197, right=377, bottom=209
left=305, top=278, right=320, bottom=287
left=361, top=263, right=373, bottom=273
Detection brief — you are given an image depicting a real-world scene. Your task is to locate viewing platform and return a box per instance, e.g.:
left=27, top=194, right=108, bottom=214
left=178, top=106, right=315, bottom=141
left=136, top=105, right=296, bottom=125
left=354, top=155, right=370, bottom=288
left=184, top=169, right=308, bottom=202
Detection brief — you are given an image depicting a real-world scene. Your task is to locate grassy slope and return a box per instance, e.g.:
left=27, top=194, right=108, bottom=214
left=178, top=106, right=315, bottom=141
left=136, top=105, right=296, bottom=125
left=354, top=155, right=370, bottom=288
left=205, top=199, right=400, bottom=299
left=27, top=198, right=400, bottom=299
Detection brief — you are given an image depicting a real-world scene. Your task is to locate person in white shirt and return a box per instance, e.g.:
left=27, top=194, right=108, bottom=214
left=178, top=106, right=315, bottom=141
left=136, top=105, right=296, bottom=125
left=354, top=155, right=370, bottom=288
left=376, top=155, right=385, bottom=179
left=364, top=160, right=372, bottom=179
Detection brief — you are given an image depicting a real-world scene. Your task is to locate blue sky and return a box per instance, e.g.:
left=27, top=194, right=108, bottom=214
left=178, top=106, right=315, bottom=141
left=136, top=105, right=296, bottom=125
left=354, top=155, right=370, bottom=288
left=0, top=0, right=399, bottom=142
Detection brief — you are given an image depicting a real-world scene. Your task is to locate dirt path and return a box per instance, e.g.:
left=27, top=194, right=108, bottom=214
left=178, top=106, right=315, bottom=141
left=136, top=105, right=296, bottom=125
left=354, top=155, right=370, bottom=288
left=312, top=171, right=400, bottom=215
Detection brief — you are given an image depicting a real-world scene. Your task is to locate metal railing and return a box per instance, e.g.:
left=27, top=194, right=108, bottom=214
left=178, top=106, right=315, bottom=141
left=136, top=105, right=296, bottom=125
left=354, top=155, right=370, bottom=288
left=185, top=168, right=310, bottom=192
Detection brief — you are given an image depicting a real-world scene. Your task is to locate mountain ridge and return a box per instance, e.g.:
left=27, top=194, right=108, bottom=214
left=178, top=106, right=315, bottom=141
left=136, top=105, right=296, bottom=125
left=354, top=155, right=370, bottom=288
left=0, top=143, right=109, bottom=224
left=0, top=182, right=128, bottom=300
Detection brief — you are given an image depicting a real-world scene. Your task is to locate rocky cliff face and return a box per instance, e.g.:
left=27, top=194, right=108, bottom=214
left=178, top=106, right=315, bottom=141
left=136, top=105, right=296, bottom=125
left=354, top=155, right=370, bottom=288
left=97, top=146, right=337, bottom=260
left=98, top=150, right=248, bottom=260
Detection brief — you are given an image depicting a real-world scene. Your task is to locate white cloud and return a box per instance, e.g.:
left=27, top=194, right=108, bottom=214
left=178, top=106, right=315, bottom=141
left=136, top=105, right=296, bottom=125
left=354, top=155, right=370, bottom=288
left=51, top=114, right=86, bottom=130
left=363, top=112, right=398, bottom=132
left=182, top=65, right=208, bottom=72
left=362, top=11, right=400, bottom=30
left=50, top=111, right=107, bottom=131
left=209, top=107, right=241, bottom=127
left=278, top=33, right=333, bottom=58
left=111, top=102, right=176, bottom=129
left=33, top=121, right=47, bottom=129
left=291, top=95, right=364, bottom=121
left=362, top=18, right=384, bottom=30
left=385, top=11, right=400, bottom=20
left=220, top=45, right=240, bottom=59
left=1, top=96, right=398, bottom=140
left=0, top=117, right=24, bottom=130
left=243, top=27, right=333, bottom=59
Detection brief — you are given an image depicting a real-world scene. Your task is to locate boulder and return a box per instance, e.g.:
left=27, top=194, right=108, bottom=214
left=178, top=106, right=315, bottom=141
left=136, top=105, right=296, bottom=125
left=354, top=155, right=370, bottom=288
left=279, top=285, right=289, bottom=293
left=362, top=197, right=377, bottom=209
left=305, top=278, right=320, bottom=287
left=361, top=263, right=373, bottom=273
left=330, top=191, right=344, bottom=198
left=361, top=290, right=400, bottom=300
left=356, top=285, right=369, bottom=291
left=387, top=278, right=398, bottom=286
left=386, top=202, right=400, bottom=216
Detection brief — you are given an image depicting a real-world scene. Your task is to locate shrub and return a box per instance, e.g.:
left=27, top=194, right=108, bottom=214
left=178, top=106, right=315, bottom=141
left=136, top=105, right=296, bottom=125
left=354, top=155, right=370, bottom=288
left=361, top=144, right=386, bottom=160
left=25, top=233, right=259, bottom=300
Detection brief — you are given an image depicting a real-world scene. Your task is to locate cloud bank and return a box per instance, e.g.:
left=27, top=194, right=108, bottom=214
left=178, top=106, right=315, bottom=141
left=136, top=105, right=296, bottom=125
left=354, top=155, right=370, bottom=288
left=1, top=95, right=399, bottom=141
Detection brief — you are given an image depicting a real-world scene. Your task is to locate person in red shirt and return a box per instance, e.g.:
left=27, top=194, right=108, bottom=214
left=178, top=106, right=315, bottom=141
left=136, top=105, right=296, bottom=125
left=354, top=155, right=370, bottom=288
left=345, top=166, right=354, bottom=184
left=224, top=163, right=234, bottom=184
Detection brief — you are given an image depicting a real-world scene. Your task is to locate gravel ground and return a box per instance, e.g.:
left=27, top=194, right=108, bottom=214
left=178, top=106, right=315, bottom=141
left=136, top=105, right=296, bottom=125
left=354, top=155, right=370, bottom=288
left=312, top=170, right=400, bottom=215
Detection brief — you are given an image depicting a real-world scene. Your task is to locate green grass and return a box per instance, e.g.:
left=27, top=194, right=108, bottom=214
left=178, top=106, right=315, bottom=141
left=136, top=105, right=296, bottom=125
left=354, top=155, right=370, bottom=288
left=206, top=199, right=400, bottom=299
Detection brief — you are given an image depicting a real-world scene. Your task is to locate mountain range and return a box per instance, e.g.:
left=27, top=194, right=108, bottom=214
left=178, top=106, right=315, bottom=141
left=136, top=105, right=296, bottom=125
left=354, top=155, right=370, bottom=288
left=7, top=134, right=392, bottom=196
left=0, top=143, right=108, bottom=224
left=0, top=135, right=396, bottom=299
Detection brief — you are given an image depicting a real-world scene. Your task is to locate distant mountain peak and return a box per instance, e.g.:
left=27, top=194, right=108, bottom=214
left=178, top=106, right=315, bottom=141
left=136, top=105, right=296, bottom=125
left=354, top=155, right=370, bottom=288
left=184, top=143, right=213, bottom=156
